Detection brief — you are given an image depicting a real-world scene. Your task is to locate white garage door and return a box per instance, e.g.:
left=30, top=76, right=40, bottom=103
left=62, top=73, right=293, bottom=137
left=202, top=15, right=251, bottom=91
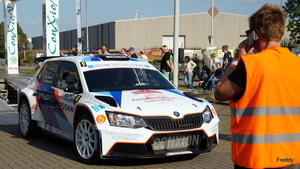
left=162, top=36, right=185, bottom=49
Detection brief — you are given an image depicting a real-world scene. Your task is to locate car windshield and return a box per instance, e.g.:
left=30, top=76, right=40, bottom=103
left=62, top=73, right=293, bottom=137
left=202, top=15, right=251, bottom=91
left=84, top=68, right=175, bottom=92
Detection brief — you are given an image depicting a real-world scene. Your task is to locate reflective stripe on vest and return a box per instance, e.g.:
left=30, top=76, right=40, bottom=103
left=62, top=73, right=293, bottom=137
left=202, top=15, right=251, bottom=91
left=230, top=46, right=300, bottom=168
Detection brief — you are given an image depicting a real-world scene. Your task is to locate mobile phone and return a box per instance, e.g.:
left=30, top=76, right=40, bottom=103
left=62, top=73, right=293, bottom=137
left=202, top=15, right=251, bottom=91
left=245, top=30, right=258, bottom=52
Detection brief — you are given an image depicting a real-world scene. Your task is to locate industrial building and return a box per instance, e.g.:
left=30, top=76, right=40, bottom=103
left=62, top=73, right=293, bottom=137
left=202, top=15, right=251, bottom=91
left=31, top=11, right=289, bottom=53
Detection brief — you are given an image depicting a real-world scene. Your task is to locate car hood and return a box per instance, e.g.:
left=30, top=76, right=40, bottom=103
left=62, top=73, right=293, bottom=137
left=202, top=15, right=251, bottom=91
left=91, top=89, right=209, bottom=118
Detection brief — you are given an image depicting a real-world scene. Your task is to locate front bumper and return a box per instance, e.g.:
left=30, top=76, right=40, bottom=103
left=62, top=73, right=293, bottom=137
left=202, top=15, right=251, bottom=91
left=102, top=130, right=218, bottom=159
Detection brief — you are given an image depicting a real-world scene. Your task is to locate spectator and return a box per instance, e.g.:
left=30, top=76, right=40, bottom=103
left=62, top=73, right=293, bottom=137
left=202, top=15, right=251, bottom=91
left=168, top=49, right=174, bottom=82
left=101, top=44, right=110, bottom=54
left=139, top=51, right=148, bottom=61
left=160, top=45, right=173, bottom=80
left=214, top=4, right=300, bottom=169
left=222, top=45, right=229, bottom=72
left=202, top=49, right=211, bottom=77
left=192, top=53, right=201, bottom=86
left=68, top=46, right=78, bottom=55
left=120, top=48, right=128, bottom=55
left=169, top=49, right=174, bottom=66
left=227, top=51, right=233, bottom=65
left=210, top=53, right=220, bottom=72
left=204, top=62, right=223, bottom=90
left=128, top=47, right=138, bottom=58
left=97, top=48, right=102, bottom=54
left=198, top=69, right=208, bottom=87
left=180, top=56, right=196, bottom=89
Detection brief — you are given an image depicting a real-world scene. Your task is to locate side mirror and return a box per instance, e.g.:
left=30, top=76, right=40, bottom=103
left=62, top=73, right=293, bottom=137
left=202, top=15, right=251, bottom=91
left=63, top=86, right=80, bottom=94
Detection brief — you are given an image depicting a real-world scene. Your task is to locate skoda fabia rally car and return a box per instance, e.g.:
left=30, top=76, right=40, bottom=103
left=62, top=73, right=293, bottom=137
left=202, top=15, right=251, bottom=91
left=18, top=54, right=219, bottom=164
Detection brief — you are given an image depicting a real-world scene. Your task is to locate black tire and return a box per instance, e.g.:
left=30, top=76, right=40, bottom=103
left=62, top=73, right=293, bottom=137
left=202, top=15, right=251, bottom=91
left=74, top=114, right=101, bottom=164
left=19, top=100, right=40, bottom=138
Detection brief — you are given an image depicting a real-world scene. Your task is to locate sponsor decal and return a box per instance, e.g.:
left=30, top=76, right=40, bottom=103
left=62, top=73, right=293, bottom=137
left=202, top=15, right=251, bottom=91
left=62, top=94, right=81, bottom=104
left=132, top=90, right=161, bottom=95
left=277, top=157, right=294, bottom=163
left=105, top=131, right=143, bottom=141
left=74, top=95, right=81, bottom=104
left=96, top=114, right=106, bottom=124
left=44, top=124, right=73, bottom=140
left=31, top=104, right=38, bottom=109
left=132, top=93, right=178, bottom=103
left=83, top=100, right=97, bottom=104
left=60, top=102, right=74, bottom=112
left=89, top=62, right=148, bottom=69
left=152, top=134, right=201, bottom=150
left=91, top=105, right=105, bottom=112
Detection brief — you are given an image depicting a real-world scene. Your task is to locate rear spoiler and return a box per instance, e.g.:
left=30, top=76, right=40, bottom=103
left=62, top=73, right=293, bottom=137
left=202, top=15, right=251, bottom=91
left=35, top=56, right=60, bottom=63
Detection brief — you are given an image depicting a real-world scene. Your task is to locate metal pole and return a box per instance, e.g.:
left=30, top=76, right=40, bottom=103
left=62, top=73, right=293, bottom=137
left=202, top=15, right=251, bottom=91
left=86, top=0, right=89, bottom=52
left=211, top=0, right=214, bottom=54
left=173, top=0, right=179, bottom=87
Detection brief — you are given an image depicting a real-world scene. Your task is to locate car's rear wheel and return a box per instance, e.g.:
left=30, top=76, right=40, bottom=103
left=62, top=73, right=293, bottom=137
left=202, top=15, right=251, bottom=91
left=19, top=100, right=40, bottom=138
left=74, top=114, right=100, bottom=164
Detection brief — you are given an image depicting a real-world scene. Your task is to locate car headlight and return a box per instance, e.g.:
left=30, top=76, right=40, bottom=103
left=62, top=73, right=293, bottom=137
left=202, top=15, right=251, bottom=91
left=202, top=107, right=213, bottom=123
left=106, top=112, right=148, bottom=128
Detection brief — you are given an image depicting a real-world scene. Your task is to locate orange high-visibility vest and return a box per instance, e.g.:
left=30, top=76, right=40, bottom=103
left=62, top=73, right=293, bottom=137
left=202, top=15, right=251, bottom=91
left=230, top=46, right=300, bottom=168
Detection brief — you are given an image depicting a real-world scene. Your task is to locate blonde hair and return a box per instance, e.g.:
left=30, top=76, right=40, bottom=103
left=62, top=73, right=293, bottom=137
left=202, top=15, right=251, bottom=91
left=211, top=53, right=216, bottom=58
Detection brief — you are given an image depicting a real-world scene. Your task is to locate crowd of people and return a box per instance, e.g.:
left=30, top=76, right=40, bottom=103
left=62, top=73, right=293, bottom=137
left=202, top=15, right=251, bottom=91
left=62, top=45, right=148, bottom=62
left=159, top=44, right=233, bottom=90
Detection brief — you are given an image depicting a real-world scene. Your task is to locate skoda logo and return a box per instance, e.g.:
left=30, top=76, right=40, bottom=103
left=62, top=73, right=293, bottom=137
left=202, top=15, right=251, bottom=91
left=173, top=111, right=180, bottom=117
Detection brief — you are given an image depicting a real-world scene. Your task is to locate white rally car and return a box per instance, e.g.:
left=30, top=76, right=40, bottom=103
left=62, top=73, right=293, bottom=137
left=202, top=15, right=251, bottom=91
left=18, top=54, right=219, bottom=164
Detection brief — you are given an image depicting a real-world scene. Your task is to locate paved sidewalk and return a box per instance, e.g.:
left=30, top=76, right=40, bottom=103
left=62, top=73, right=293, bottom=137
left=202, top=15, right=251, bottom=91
left=0, top=99, right=18, bottom=125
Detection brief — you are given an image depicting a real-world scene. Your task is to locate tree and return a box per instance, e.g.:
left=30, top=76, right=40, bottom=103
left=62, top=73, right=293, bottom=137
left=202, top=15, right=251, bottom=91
left=282, top=0, right=300, bottom=46
left=0, top=21, right=29, bottom=53
left=0, top=22, right=4, bottom=52
left=17, top=23, right=30, bottom=51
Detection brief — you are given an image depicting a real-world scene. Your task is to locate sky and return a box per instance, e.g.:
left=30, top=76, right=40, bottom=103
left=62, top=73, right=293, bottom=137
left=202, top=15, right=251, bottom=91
left=0, top=0, right=287, bottom=38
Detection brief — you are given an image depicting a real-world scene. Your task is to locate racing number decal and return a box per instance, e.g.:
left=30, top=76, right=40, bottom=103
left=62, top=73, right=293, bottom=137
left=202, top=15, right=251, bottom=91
left=80, top=62, right=87, bottom=67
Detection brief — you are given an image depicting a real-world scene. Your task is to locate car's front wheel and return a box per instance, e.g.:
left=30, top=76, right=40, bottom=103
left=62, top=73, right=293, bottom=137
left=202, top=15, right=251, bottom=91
left=19, top=100, right=40, bottom=138
left=74, top=114, right=100, bottom=164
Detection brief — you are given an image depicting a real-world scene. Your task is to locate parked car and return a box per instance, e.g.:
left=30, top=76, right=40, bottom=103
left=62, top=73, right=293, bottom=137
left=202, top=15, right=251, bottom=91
left=18, top=54, right=219, bottom=164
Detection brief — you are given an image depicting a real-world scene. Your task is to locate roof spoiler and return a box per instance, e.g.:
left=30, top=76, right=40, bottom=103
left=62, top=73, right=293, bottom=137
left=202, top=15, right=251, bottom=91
left=35, top=56, right=61, bottom=63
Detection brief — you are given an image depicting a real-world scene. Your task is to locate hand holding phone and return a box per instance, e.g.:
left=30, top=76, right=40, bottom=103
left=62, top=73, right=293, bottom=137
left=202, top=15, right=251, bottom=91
left=245, top=30, right=258, bottom=52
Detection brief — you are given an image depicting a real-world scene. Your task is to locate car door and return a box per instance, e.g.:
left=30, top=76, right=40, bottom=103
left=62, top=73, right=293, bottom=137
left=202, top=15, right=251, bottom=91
left=36, top=61, right=61, bottom=128
left=52, top=61, right=81, bottom=134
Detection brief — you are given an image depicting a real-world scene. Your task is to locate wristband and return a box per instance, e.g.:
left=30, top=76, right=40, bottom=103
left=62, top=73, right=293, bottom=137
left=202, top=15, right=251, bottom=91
left=231, top=60, right=238, bottom=65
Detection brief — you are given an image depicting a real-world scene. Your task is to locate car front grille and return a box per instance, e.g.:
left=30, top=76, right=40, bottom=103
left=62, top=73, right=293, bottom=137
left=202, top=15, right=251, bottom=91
left=143, top=113, right=203, bottom=131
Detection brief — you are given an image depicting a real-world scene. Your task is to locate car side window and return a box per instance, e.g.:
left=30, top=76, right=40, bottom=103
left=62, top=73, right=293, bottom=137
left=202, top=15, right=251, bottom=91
left=56, top=61, right=80, bottom=91
left=37, top=61, right=60, bottom=86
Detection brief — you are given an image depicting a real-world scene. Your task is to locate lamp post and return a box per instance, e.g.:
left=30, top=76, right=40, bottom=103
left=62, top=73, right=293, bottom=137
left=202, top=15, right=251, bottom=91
left=211, top=0, right=214, bottom=55
left=86, top=0, right=89, bottom=52
left=173, top=0, right=179, bottom=87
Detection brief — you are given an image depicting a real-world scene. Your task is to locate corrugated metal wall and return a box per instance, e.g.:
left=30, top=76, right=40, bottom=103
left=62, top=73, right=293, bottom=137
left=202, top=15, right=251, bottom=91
left=31, top=12, right=289, bottom=51
left=114, top=12, right=249, bottom=50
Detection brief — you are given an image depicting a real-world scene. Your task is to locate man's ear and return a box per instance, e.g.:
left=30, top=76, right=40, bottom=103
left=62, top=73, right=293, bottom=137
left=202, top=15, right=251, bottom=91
left=255, top=28, right=263, bottom=39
